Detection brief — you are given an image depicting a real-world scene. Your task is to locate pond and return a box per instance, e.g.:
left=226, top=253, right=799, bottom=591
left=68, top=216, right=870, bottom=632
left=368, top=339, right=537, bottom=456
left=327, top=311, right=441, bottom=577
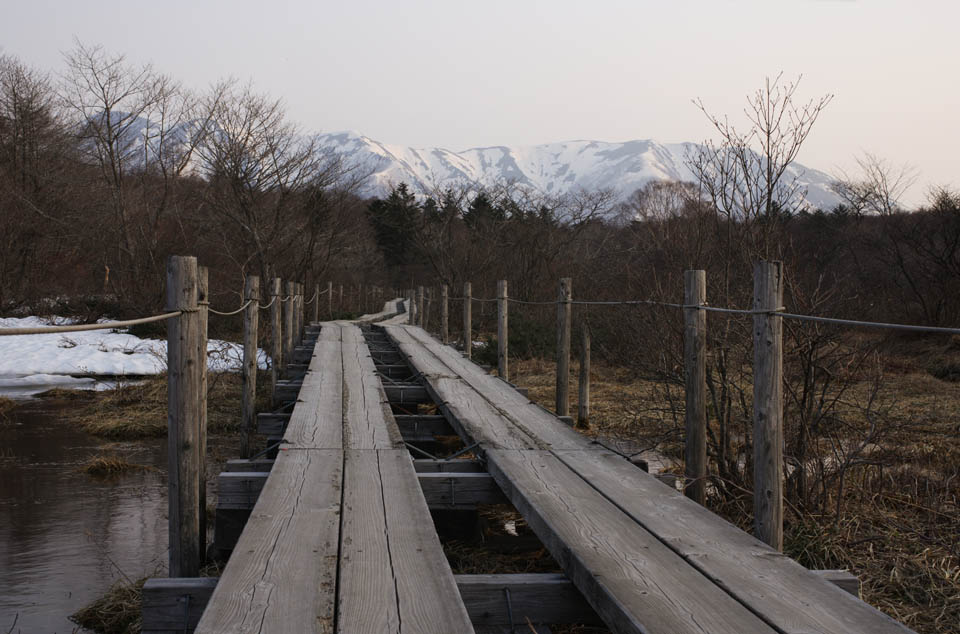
left=0, top=400, right=168, bottom=633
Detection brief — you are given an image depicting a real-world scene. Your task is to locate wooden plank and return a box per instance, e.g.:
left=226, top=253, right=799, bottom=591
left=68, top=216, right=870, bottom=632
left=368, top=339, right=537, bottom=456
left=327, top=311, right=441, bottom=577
left=196, top=448, right=342, bottom=634
left=684, top=269, right=707, bottom=504
left=552, top=449, right=913, bottom=634
left=417, top=472, right=507, bottom=508
left=455, top=573, right=600, bottom=626
left=341, top=324, right=404, bottom=449
left=142, top=577, right=218, bottom=633
left=389, top=326, right=588, bottom=450
left=376, top=449, right=475, bottom=632
left=282, top=332, right=342, bottom=450
left=486, top=449, right=774, bottom=634
left=337, top=449, right=400, bottom=631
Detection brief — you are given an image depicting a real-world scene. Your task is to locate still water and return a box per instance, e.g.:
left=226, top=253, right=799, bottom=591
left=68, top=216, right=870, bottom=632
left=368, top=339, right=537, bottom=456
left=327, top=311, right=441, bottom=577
left=0, top=401, right=168, bottom=633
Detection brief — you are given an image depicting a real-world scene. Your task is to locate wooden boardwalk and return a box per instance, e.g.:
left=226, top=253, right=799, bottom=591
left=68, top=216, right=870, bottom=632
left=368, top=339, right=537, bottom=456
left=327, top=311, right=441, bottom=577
left=165, top=299, right=917, bottom=634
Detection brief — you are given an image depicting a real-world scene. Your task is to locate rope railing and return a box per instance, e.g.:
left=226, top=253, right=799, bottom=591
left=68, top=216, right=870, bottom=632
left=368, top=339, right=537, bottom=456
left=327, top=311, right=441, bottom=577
left=0, top=311, right=182, bottom=336
left=208, top=299, right=255, bottom=316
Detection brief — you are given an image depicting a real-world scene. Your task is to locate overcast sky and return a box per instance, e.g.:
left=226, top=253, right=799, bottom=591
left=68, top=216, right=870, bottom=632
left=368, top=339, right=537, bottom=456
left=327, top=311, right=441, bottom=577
left=2, top=0, right=956, bottom=204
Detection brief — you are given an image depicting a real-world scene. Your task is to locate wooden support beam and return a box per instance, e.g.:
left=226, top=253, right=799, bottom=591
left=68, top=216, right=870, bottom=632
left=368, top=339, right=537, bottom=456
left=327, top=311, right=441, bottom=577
left=463, top=281, right=472, bottom=359
left=256, top=412, right=290, bottom=436
left=413, top=459, right=485, bottom=473
left=273, top=380, right=301, bottom=402
left=141, top=577, right=218, bottom=634
left=197, top=266, right=209, bottom=562
left=384, top=384, right=430, bottom=404
left=270, top=277, right=282, bottom=402
left=166, top=255, right=201, bottom=578
left=684, top=269, right=707, bottom=504
left=224, top=458, right=275, bottom=472
left=284, top=280, right=295, bottom=369
left=456, top=573, right=601, bottom=626
left=497, top=279, right=508, bottom=381
left=395, top=414, right=456, bottom=439
left=418, top=472, right=507, bottom=509
left=240, top=275, right=259, bottom=459
left=753, top=260, right=784, bottom=550
left=556, top=277, right=572, bottom=417
left=376, top=363, right=415, bottom=379
left=218, top=471, right=504, bottom=510
left=811, top=569, right=861, bottom=597
left=441, top=284, right=449, bottom=344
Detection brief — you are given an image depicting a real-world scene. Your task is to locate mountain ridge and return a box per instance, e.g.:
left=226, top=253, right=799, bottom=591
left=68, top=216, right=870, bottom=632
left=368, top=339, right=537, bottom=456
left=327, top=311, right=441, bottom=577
left=322, top=131, right=842, bottom=210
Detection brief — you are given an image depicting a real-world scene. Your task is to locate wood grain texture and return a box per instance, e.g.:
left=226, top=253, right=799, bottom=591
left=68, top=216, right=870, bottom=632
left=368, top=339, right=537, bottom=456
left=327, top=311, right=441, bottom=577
left=241, top=275, right=260, bottom=459
left=486, top=449, right=774, bottom=634
left=556, top=277, right=572, bottom=417
left=417, top=472, right=507, bottom=508
left=553, top=449, right=914, bottom=634
left=376, top=449, right=475, bottom=632
left=341, top=324, right=403, bottom=449
left=196, top=449, right=343, bottom=634
left=282, top=331, right=342, bottom=450
left=683, top=269, right=707, bottom=504
left=166, top=255, right=201, bottom=577
left=753, top=261, right=784, bottom=549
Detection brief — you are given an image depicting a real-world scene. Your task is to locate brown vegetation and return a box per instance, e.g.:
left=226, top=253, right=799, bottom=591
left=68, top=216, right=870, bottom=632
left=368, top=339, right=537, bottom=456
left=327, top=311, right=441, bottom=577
left=81, top=453, right=154, bottom=477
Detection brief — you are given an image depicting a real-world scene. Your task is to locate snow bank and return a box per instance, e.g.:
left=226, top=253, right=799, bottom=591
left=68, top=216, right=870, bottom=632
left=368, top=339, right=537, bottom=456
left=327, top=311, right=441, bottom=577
left=0, top=316, right=268, bottom=397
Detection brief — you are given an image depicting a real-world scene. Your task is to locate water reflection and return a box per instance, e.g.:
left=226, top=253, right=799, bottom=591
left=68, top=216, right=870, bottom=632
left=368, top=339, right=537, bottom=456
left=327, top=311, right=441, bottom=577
left=0, top=402, right=168, bottom=633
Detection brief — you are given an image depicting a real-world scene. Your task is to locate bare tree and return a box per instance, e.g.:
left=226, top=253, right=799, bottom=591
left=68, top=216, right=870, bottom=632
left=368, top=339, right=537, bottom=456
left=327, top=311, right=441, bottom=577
left=830, top=152, right=917, bottom=216
left=688, top=73, right=833, bottom=259
left=60, top=41, right=203, bottom=304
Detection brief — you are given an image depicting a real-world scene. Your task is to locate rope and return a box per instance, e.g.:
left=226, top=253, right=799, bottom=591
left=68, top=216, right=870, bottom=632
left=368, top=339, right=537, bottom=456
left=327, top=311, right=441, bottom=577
left=507, top=298, right=556, bottom=306
left=774, top=312, right=960, bottom=335
left=208, top=299, right=254, bottom=316
left=0, top=311, right=181, bottom=336
left=258, top=296, right=276, bottom=309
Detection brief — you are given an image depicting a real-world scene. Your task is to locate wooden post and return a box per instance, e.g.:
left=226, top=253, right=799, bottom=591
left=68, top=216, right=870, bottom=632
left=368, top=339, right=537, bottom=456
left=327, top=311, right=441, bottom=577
left=327, top=281, right=333, bottom=318
left=463, top=282, right=472, bottom=359
left=497, top=280, right=509, bottom=380
left=426, top=287, right=433, bottom=332
left=418, top=286, right=425, bottom=328
left=753, top=261, right=784, bottom=551
left=196, top=266, right=209, bottom=563
left=684, top=270, right=708, bottom=505
left=312, top=283, right=320, bottom=325
left=408, top=289, right=416, bottom=325
left=298, top=283, right=305, bottom=341
left=578, top=325, right=590, bottom=428
left=166, top=255, right=201, bottom=577
left=284, top=281, right=295, bottom=367
left=240, top=275, right=260, bottom=460
left=339, top=284, right=343, bottom=313
left=270, top=277, right=282, bottom=400
left=441, top=284, right=449, bottom=344
left=556, top=278, right=572, bottom=416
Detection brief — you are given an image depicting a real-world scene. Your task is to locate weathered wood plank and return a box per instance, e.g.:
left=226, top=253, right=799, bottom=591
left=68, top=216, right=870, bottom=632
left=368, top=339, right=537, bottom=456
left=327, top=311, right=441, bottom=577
left=282, top=326, right=342, bottom=449
left=196, top=448, right=342, bottom=634
left=256, top=412, right=289, bottom=436
left=456, top=573, right=600, bottom=626
left=376, top=449, right=475, bottom=632
left=337, top=449, right=400, bottom=631
left=552, top=449, right=910, bottom=633
left=341, top=324, right=404, bottom=449
left=395, top=326, right=590, bottom=450
left=394, top=415, right=456, bottom=439
left=486, top=449, right=774, bottom=634
left=217, top=472, right=268, bottom=510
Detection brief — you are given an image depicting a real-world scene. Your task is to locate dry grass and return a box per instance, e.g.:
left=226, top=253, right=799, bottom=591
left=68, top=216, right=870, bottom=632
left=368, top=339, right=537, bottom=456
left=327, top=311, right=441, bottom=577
left=70, top=577, right=144, bottom=634
left=50, top=370, right=273, bottom=440
left=510, top=350, right=960, bottom=634
left=81, top=453, right=154, bottom=477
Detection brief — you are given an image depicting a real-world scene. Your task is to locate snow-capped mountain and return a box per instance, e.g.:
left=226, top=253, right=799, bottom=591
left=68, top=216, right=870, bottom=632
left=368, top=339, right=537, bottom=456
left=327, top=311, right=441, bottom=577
left=320, top=131, right=842, bottom=210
